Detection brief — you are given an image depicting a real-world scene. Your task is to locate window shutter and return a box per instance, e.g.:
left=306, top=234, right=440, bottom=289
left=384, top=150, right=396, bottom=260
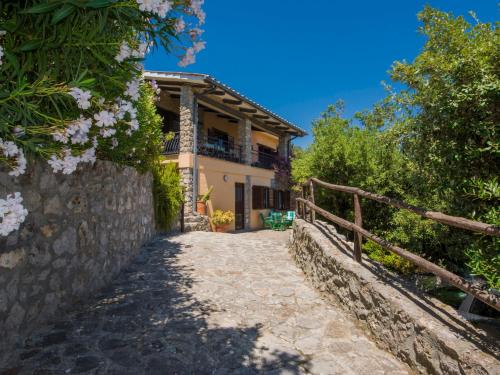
left=284, top=191, right=290, bottom=210
left=252, top=186, right=258, bottom=209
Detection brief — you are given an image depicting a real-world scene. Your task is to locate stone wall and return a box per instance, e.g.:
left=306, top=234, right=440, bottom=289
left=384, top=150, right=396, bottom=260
left=0, top=160, right=155, bottom=359
left=289, top=219, right=500, bottom=375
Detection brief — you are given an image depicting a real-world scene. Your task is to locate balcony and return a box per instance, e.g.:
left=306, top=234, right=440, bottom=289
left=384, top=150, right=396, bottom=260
left=198, top=134, right=244, bottom=163
left=251, top=148, right=277, bottom=170
left=164, top=132, right=180, bottom=154
left=162, top=132, right=278, bottom=170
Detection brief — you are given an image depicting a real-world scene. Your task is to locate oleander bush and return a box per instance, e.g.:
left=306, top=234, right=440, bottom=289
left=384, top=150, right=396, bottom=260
left=0, top=0, right=205, bottom=236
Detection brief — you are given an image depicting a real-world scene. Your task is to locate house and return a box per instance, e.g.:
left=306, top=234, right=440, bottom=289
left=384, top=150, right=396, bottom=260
left=144, top=71, right=307, bottom=231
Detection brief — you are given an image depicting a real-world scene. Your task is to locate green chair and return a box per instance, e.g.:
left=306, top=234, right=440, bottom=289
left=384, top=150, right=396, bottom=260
left=271, top=212, right=286, bottom=231
left=259, top=212, right=273, bottom=229
left=284, top=211, right=295, bottom=228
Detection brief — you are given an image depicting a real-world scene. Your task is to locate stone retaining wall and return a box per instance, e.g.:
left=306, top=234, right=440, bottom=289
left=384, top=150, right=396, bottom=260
left=0, top=160, right=155, bottom=359
left=289, top=219, right=499, bottom=375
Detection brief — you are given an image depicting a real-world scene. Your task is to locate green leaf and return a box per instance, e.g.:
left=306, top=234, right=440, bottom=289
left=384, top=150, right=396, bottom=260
left=19, top=40, right=44, bottom=52
left=21, top=3, right=60, bottom=14
left=83, top=0, right=115, bottom=9
left=51, top=4, right=76, bottom=25
left=79, top=78, right=96, bottom=87
left=4, top=52, right=21, bottom=75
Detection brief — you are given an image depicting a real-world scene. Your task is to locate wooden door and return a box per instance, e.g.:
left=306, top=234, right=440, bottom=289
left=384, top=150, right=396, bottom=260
left=235, top=183, right=245, bottom=230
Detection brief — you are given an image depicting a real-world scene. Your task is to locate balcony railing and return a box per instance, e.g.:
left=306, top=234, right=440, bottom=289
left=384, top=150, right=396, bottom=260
left=164, top=132, right=180, bottom=154
left=198, top=134, right=243, bottom=163
left=162, top=132, right=279, bottom=169
left=251, top=148, right=277, bottom=170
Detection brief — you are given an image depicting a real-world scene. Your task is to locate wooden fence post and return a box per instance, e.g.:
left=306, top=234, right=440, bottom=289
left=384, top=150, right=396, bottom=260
left=309, top=180, right=316, bottom=223
left=301, top=185, right=306, bottom=220
left=353, top=194, right=362, bottom=263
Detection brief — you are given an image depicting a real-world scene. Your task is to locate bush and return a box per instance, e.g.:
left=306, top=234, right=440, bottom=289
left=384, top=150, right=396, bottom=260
left=152, top=162, right=184, bottom=232
left=211, top=210, right=235, bottom=226
left=363, top=240, right=415, bottom=275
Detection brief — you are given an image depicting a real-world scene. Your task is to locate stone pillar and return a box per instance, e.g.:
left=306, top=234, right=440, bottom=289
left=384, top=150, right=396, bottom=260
left=278, top=133, right=291, bottom=161
left=238, top=118, right=252, bottom=165
left=179, top=86, right=197, bottom=215
left=245, top=175, right=252, bottom=229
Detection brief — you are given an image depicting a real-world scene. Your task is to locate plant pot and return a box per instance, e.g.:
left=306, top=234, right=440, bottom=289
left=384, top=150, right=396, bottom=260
left=215, top=225, right=226, bottom=233
left=196, top=201, right=207, bottom=215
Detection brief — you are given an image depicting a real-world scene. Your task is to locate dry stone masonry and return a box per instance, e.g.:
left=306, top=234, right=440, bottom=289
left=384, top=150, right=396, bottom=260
left=0, top=160, right=155, bottom=361
left=289, top=219, right=500, bottom=375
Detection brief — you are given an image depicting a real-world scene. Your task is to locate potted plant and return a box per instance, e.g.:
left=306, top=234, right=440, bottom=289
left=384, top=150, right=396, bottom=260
left=196, top=186, right=213, bottom=215
left=211, top=209, right=235, bottom=232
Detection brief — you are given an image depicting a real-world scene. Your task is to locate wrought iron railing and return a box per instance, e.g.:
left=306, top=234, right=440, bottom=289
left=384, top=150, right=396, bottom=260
left=163, top=132, right=280, bottom=169
left=198, top=134, right=243, bottom=163
left=164, top=132, right=180, bottom=154
left=251, top=148, right=277, bottom=170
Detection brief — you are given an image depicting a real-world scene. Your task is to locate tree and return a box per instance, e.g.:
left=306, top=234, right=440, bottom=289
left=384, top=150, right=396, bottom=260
left=391, top=6, right=499, bottom=287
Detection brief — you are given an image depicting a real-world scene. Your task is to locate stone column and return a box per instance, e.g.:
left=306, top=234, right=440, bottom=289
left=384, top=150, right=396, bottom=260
left=245, top=175, right=252, bottom=229
left=179, top=86, right=198, bottom=216
left=278, top=133, right=291, bottom=161
left=238, top=118, right=252, bottom=165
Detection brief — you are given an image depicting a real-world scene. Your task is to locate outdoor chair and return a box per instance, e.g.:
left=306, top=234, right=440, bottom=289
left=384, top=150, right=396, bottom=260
left=271, top=212, right=286, bottom=231
left=284, top=211, right=295, bottom=228
left=259, top=212, right=273, bottom=229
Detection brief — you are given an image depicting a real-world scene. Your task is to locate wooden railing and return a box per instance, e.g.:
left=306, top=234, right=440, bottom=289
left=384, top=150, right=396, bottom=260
left=296, top=177, right=500, bottom=312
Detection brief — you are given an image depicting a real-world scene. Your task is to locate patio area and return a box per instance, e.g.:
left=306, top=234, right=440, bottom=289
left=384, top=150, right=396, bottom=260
left=2, top=230, right=409, bottom=374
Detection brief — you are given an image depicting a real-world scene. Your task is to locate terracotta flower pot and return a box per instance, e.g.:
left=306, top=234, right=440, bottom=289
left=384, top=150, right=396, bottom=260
left=215, top=225, right=226, bottom=233
left=196, top=201, right=207, bottom=215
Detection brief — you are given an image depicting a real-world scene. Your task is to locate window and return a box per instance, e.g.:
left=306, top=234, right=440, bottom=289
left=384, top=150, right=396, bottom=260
left=252, top=186, right=271, bottom=209
left=273, top=190, right=291, bottom=210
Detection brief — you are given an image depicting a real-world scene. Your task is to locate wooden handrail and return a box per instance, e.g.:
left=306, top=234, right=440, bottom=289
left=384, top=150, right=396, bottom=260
left=305, top=177, right=500, bottom=237
left=295, top=177, right=500, bottom=312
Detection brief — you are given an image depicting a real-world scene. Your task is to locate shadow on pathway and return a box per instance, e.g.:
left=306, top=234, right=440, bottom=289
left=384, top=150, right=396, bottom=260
left=1, top=235, right=307, bottom=375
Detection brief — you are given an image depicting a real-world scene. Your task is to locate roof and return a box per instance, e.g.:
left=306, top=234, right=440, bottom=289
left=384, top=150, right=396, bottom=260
left=143, top=71, right=307, bottom=137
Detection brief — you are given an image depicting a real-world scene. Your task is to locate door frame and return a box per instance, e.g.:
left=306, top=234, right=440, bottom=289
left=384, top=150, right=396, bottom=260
left=235, top=182, right=245, bottom=230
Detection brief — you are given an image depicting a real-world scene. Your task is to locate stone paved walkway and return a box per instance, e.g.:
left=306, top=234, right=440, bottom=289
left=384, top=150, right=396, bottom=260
left=3, top=231, right=409, bottom=374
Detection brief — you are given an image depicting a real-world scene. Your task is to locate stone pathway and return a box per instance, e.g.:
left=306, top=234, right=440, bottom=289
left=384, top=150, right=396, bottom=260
left=2, top=231, right=410, bottom=374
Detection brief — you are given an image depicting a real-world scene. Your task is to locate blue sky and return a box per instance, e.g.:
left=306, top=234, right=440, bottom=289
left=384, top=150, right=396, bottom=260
left=146, top=1, right=499, bottom=148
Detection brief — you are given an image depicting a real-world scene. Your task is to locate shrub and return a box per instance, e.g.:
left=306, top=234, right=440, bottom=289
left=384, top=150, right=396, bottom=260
left=211, top=210, right=235, bottom=226
left=363, top=240, right=415, bottom=275
left=0, top=0, right=205, bottom=237
left=152, top=162, right=184, bottom=232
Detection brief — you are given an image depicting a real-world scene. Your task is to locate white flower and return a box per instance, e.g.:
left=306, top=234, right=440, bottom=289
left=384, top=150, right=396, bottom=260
left=193, top=40, right=206, bottom=53
left=132, top=42, right=149, bottom=59
left=178, top=47, right=196, bottom=67
left=80, top=146, right=96, bottom=164
left=190, top=0, right=205, bottom=24
left=136, top=0, right=172, bottom=18
left=174, top=18, right=186, bottom=34
left=13, top=127, right=25, bottom=137
left=111, top=138, right=119, bottom=149
left=128, top=119, right=139, bottom=132
left=0, top=45, right=4, bottom=66
left=125, top=78, right=141, bottom=101
left=115, top=41, right=132, bottom=62
left=116, top=99, right=137, bottom=120
left=0, top=139, right=27, bottom=176
left=94, top=110, right=116, bottom=128
left=67, top=116, right=92, bottom=144
left=69, top=87, right=92, bottom=110
left=52, top=129, right=69, bottom=144
left=48, top=149, right=80, bottom=174
left=100, top=127, right=116, bottom=138
left=0, top=192, right=28, bottom=236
